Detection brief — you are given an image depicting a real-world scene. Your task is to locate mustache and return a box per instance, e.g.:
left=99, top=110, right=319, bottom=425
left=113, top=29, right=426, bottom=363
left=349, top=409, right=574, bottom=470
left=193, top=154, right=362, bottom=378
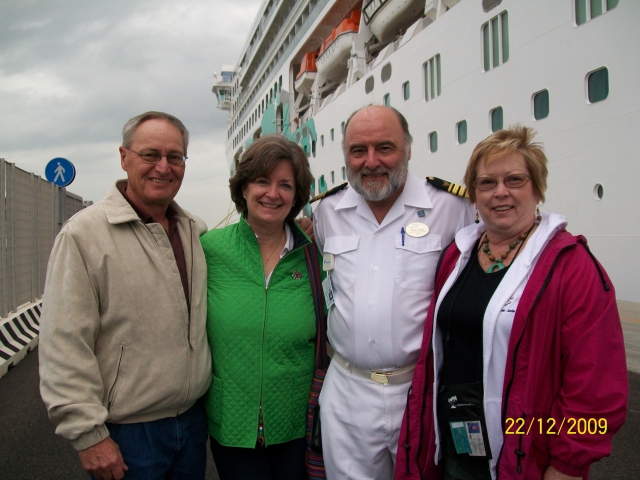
left=359, top=167, right=390, bottom=176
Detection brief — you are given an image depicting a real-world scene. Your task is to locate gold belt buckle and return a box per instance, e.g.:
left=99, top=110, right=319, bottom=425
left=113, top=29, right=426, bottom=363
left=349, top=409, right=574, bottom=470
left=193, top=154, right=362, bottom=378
left=370, top=371, right=390, bottom=384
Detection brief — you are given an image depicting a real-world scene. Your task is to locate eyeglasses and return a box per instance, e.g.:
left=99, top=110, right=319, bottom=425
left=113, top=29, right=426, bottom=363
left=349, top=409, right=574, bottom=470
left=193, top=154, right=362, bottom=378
left=474, top=174, right=530, bottom=191
left=124, top=147, right=187, bottom=166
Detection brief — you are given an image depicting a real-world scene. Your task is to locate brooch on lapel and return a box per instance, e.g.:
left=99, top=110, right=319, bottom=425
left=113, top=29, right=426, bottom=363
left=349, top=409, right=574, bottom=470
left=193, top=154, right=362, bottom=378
left=291, top=271, right=302, bottom=280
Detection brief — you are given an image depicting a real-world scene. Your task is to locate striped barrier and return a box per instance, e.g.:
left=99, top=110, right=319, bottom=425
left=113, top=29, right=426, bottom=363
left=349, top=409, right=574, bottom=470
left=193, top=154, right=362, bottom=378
left=0, top=301, right=42, bottom=379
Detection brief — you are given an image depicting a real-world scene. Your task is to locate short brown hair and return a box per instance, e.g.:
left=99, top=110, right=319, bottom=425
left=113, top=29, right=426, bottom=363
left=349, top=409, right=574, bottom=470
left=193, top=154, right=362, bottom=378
left=229, top=135, right=314, bottom=222
left=464, top=124, right=548, bottom=203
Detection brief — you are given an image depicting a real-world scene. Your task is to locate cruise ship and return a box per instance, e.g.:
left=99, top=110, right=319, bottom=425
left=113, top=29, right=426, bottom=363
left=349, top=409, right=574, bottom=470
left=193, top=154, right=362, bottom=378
left=212, top=0, right=639, bottom=304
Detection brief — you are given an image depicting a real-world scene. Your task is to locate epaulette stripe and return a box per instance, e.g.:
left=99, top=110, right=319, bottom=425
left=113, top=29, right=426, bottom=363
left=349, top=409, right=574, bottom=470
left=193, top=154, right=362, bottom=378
left=426, top=176, right=469, bottom=198
left=310, top=182, right=348, bottom=203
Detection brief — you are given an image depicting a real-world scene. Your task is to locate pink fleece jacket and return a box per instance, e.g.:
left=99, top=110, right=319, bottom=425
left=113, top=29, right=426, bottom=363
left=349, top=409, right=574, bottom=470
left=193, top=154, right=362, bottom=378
left=395, top=230, right=628, bottom=479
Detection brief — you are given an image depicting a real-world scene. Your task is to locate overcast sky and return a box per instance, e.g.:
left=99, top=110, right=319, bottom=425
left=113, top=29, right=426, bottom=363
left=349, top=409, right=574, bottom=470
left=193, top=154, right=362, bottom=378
left=0, top=0, right=262, bottom=228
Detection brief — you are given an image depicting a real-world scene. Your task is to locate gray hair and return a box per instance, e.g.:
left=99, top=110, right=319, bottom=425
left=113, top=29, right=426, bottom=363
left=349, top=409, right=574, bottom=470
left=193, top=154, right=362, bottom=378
left=341, top=104, right=413, bottom=158
left=122, top=111, right=189, bottom=153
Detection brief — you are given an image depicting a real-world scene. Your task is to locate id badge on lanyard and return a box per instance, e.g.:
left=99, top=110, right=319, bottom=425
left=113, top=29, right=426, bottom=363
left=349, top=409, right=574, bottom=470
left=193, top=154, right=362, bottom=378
left=438, top=381, right=492, bottom=459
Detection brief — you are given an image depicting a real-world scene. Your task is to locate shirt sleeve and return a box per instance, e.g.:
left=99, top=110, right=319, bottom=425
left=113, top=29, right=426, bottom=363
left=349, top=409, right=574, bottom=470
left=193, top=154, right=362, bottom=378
left=38, top=230, right=111, bottom=451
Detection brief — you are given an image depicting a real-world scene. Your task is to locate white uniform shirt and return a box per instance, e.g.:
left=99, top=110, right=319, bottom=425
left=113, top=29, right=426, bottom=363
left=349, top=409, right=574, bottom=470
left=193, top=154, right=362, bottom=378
left=314, top=173, right=473, bottom=370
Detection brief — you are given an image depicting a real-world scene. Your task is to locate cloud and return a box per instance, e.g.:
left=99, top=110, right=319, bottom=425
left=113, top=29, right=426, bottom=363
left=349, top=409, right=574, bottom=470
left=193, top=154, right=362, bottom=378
left=0, top=0, right=261, bottom=226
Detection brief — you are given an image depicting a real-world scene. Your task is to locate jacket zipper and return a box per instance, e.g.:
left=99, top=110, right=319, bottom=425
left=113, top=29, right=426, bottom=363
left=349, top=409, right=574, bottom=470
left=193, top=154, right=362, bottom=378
left=255, top=226, right=310, bottom=446
left=495, top=244, right=573, bottom=477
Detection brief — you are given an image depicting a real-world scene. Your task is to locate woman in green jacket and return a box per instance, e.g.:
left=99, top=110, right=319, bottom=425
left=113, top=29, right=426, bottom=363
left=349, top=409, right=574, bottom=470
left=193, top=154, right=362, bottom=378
left=201, top=134, right=317, bottom=479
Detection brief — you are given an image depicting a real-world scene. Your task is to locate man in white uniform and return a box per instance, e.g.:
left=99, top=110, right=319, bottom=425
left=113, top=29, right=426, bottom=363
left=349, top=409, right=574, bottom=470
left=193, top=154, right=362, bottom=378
left=313, top=105, right=473, bottom=479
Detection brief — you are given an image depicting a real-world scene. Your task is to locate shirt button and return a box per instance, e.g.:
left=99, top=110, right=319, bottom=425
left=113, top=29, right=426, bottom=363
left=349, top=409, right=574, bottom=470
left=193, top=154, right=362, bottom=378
left=369, top=302, right=375, bottom=307
left=369, top=340, right=375, bottom=345
left=373, top=266, right=378, bottom=271
left=375, top=232, right=380, bottom=237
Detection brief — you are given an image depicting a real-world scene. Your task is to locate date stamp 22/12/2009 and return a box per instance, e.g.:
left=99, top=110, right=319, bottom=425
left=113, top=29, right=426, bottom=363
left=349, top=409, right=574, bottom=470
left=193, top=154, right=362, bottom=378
left=505, top=417, right=608, bottom=435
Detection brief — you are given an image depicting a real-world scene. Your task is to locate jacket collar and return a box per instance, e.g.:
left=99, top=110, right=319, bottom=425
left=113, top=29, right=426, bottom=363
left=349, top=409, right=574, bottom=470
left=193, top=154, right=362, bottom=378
left=238, top=214, right=311, bottom=251
left=104, top=180, right=191, bottom=225
left=454, top=211, right=568, bottom=261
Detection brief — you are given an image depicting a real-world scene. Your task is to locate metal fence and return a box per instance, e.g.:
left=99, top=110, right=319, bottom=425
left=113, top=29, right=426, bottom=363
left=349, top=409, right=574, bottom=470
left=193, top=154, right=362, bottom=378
left=0, top=158, right=84, bottom=317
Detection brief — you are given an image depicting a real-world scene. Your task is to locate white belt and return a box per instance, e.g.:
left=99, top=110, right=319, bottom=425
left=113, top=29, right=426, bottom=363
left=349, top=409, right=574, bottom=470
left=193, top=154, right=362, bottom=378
left=330, top=349, right=415, bottom=385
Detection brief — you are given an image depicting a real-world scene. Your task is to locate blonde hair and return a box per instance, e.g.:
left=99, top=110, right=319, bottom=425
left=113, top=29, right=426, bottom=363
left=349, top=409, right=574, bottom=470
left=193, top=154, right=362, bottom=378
left=464, top=124, right=548, bottom=203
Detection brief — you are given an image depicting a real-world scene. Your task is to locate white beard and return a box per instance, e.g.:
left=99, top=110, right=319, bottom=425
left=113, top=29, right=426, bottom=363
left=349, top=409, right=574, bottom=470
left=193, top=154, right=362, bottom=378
left=346, top=154, right=409, bottom=202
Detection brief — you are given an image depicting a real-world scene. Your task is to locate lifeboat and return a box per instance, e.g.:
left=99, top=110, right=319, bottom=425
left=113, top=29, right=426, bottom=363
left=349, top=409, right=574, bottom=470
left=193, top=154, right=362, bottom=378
left=316, top=10, right=361, bottom=84
left=363, top=0, right=425, bottom=43
left=295, top=52, right=318, bottom=97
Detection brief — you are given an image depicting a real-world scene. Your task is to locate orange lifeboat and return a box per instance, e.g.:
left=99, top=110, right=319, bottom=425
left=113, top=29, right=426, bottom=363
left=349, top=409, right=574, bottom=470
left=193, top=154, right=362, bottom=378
left=295, top=52, right=318, bottom=96
left=316, top=10, right=361, bottom=83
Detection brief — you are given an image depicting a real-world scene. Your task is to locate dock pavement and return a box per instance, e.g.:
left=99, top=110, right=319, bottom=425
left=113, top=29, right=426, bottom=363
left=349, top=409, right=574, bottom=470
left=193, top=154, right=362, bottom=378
left=1, top=300, right=639, bottom=479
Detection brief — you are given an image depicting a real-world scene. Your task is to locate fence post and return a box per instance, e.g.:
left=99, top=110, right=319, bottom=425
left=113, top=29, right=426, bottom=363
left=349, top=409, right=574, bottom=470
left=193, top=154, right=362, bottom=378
left=6, top=162, right=16, bottom=313
left=0, top=159, right=6, bottom=317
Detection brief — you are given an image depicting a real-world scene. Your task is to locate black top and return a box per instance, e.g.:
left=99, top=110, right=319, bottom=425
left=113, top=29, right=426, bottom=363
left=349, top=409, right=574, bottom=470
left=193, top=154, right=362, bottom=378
left=437, top=240, right=509, bottom=387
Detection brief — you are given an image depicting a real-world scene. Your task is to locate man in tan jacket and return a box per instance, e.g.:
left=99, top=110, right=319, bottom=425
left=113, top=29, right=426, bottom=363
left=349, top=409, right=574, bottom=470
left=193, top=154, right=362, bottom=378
left=39, top=112, right=212, bottom=480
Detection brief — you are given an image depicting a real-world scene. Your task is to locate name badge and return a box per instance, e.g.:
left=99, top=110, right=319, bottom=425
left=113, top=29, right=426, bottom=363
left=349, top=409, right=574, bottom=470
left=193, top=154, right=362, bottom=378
left=322, top=275, right=335, bottom=309
left=405, top=222, right=429, bottom=238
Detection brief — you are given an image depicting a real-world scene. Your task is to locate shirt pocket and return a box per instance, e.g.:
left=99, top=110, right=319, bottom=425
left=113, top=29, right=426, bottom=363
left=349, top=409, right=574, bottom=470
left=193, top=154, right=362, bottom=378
left=323, top=235, right=360, bottom=291
left=395, top=234, right=441, bottom=291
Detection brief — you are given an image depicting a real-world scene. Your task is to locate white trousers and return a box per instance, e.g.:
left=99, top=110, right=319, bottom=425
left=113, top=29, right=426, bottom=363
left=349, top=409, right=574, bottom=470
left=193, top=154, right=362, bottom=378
left=319, top=360, right=412, bottom=480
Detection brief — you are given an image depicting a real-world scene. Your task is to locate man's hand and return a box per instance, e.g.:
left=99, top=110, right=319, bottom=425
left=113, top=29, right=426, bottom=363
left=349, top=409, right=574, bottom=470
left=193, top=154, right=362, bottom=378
left=543, top=465, right=581, bottom=480
left=297, top=217, right=314, bottom=242
left=78, top=437, right=128, bottom=480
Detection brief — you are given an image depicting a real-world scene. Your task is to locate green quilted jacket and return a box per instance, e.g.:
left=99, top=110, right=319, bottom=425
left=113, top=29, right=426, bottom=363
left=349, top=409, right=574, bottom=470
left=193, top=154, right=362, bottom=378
left=201, top=216, right=317, bottom=447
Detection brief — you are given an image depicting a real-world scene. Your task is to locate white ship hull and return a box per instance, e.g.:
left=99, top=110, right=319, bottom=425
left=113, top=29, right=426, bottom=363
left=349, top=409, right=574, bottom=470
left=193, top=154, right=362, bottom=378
left=214, top=0, right=640, bottom=303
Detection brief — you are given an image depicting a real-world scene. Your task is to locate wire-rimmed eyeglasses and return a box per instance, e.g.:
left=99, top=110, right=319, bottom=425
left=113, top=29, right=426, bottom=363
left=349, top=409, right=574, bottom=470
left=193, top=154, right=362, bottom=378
left=474, top=174, right=530, bottom=191
left=123, top=147, right=187, bottom=166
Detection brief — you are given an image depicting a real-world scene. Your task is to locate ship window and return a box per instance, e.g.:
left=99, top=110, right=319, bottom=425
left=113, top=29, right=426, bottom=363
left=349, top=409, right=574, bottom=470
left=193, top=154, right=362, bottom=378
left=403, top=81, right=410, bottom=101
left=342, top=166, right=346, bottom=180
left=311, top=180, right=316, bottom=197
left=312, top=140, right=316, bottom=157
left=331, top=129, right=334, bottom=141
left=457, top=120, right=468, bottom=145
left=296, top=132, right=301, bottom=142
left=331, top=171, right=335, bottom=184
left=533, top=89, right=550, bottom=120
left=491, top=107, right=504, bottom=132
left=482, top=11, right=509, bottom=72
left=575, top=0, right=618, bottom=25
left=483, top=0, right=502, bottom=11
left=593, top=183, right=604, bottom=200
left=423, top=54, right=441, bottom=101
left=341, top=122, right=345, bottom=135
left=383, top=93, right=390, bottom=106
left=429, top=132, right=438, bottom=153
left=365, top=76, right=375, bottom=94
left=381, top=63, right=392, bottom=83
left=587, top=67, right=609, bottom=103
left=321, top=135, right=324, bottom=147
left=319, top=175, right=328, bottom=194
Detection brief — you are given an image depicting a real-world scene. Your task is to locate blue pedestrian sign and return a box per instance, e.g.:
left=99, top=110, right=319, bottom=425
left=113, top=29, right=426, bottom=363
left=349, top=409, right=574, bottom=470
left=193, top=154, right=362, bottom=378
left=45, top=157, right=76, bottom=187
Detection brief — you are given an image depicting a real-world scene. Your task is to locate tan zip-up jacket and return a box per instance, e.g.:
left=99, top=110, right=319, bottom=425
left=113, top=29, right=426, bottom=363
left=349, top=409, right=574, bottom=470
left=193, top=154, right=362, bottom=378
left=39, top=181, right=212, bottom=451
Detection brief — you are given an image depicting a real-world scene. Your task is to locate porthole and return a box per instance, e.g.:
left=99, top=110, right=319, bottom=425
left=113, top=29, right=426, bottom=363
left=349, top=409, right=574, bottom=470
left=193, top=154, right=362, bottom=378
left=533, top=89, right=550, bottom=120
left=365, top=76, right=375, bottom=94
left=491, top=106, right=503, bottom=132
left=593, top=183, right=604, bottom=200
left=587, top=67, right=609, bottom=104
left=381, top=63, right=392, bottom=83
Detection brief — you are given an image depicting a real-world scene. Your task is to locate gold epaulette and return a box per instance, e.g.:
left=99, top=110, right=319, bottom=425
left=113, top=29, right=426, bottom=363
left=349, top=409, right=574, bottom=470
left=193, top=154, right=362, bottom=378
left=426, top=176, right=469, bottom=198
left=310, top=182, right=348, bottom=203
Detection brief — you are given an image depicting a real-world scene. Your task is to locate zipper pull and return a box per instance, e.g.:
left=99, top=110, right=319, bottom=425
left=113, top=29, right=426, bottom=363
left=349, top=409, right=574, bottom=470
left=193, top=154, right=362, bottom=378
left=258, top=406, right=265, bottom=446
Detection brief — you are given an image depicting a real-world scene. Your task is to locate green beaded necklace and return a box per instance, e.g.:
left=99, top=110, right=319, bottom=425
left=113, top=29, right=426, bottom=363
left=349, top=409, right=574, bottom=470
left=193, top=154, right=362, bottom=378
left=481, top=225, right=534, bottom=273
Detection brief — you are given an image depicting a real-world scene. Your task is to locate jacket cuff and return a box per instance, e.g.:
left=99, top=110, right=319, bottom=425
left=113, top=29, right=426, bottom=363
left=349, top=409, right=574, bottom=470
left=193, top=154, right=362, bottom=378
left=550, top=458, right=589, bottom=478
left=70, top=424, right=110, bottom=451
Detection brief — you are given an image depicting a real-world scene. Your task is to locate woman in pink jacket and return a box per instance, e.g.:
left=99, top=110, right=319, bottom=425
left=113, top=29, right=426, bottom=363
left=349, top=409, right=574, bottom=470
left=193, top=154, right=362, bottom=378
left=395, top=125, right=627, bottom=480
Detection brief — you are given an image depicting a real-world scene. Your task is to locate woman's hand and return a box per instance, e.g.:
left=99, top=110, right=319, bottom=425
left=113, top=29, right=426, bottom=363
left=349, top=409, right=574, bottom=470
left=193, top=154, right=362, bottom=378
left=543, top=465, right=581, bottom=480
